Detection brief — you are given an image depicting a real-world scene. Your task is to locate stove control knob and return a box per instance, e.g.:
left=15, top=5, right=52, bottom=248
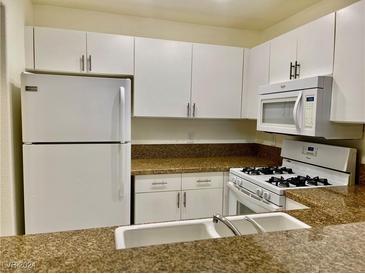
left=231, top=177, right=236, bottom=184
left=263, top=192, right=271, bottom=201
left=238, top=179, right=243, bottom=187
left=256, top=188, right=264, bottom=197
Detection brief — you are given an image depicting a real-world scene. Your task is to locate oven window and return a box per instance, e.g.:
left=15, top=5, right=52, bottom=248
left=262, top=101, right=295, bottom=124
left=237, top=202, right=256, bottom=215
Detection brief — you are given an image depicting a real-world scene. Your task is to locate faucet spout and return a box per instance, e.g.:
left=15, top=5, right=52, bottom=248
left=213, top=214, right=241, bottom=236
left=242, top=216, right=265, bottom=234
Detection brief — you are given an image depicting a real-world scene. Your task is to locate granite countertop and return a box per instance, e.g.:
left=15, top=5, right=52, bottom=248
left=3, top=185, right=365, bottom=272
left=131, top=156, right=279, bottom=175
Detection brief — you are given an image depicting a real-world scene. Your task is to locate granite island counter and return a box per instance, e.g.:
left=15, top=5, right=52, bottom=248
left=3, top=185, right=365, bottom=272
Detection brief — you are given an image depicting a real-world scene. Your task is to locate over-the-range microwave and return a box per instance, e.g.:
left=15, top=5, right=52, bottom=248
left=257, top=76, right=363, bottom=139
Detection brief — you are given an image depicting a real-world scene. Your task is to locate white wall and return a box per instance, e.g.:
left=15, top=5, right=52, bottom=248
left=132, top=118, right=257, bottom=144
left=260, top=0, right=359, bottom=42
left=33, top=4, right=261, bottom=48
left=0, top=0, right=32, bottom=236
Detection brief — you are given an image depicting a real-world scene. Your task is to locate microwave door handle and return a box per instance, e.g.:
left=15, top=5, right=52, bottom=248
left=293, top=92, right=302, bottom=129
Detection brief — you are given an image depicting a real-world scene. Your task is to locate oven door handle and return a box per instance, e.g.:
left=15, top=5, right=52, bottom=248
left=227, top=182, right=282, bottom=212
left=293, top=91, right=302, bottom=129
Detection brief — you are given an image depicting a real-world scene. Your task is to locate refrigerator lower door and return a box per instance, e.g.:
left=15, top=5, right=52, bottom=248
left=23, top=143, right=131, bottom=234
left=21, top=73, right=131, bottom=143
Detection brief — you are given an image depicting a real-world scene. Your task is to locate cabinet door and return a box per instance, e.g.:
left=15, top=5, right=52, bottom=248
left=135, top=191, right=181, bottom=224
left=296, top=13, right=335, bottom=79
left=331, top=0, right=365, bottom=123
left=243, top=42, right=270, bottom=119
left=86, top=32, right=134, bottom=75
left=181, top=189, right=223, bottom=220
left=191, top=44, right=243, bottom=118
left=269, top=30, right=297, bottom=83
left=134, top=37, right=192, bottom=118
left=34, top=27, right=86, bottom=73
left=25, top=26, right=34, bottom=70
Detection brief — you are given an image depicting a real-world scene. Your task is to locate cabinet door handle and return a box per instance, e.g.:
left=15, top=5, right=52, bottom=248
left=192, top=103, right=196, bottom=117
left=187, top=102, right=190, bottom=117
left=151, top=182, right=168, bottom=186
left=294, top=61, right=300, bottom=79
left=289, top=62, right=295, bottom=80
left=183, top=192, right=186, bottom=207
left=88, top=55, right=92, bottom=71
left=80, top=55, right=85, bottom=71
left=177, top=192, right=180, bottom=208
left=197, top=179, right=212, bottom=183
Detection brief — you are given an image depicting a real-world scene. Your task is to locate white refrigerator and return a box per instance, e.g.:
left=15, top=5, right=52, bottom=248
left=21, top=73, right=131, bottom=234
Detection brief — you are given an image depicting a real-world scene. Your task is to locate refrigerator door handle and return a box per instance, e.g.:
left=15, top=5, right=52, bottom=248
left=119, top=87, right=126, bottom=143
left=119, top=143, right=131, bottom=200
left=119, top=84, right=131, bottom=143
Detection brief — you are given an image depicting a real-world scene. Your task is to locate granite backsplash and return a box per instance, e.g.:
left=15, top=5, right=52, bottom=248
left=132, top=143, right=281, bottom=161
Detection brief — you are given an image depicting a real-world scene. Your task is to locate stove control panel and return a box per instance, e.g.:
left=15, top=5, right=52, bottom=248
left=302, top=144, right=318, bottom=157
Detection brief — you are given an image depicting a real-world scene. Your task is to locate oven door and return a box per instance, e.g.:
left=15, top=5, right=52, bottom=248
left=257, top=90, right=304, bottom=135
left=227, top=182, right=281, bottom=215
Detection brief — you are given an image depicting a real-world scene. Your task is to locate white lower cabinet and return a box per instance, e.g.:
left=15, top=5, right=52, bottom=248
left=181, top=188, right=223, bottom=220
left=135, top=191, right=181, bottom=224
left=134, top=172, right=223, bottom=224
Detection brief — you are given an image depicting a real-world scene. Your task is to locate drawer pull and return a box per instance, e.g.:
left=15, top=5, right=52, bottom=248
left=196, top=179, right=212, bottom=183
left=151, top=182, right=168, bottom=186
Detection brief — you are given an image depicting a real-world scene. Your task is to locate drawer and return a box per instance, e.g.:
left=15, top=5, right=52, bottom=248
left=135, top=174, right=182, bottom=193
left=182, top=172, right=223, bottom=190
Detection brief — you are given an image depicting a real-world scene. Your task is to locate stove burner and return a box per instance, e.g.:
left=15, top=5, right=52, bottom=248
left=241, top=167, right=261, bottom=175
left=266, top=175, right=331, bottom=188
left=306, top=176, right=330, bottom=186
left=241, top=166, right=295, bottom=176
left=266, top=176, right=289, bottom=187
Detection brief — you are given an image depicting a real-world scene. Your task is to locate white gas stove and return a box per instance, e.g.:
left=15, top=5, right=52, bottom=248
left=226, top=140, right=357, bottom=214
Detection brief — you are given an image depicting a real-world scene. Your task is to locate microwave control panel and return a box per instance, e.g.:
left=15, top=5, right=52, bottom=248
left=304, top=96, right=315, bottom=128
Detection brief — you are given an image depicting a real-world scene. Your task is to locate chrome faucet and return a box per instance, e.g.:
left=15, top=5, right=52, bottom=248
left=213, top=214, right=241, bottom=236
left=242, top=216, right=265, bottom=234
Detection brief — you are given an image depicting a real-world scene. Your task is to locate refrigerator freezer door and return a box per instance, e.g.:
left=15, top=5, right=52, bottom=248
left=23, top=143, right=131, bottom=234
left=21, top=73, right=131, bottom=143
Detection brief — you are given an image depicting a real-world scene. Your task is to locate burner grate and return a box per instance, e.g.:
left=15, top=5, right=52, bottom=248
left=266, top=175, right=331, bottom=188
left=241, top=166, right=294, bottom=176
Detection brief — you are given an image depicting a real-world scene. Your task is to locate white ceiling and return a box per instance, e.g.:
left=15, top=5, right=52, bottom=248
left=32, top=0, right=322, bottom=30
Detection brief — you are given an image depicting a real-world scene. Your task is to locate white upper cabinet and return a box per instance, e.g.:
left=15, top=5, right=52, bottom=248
left=34, top=27, right=87, bottom=73
left=269, top=13, right=335, bottom=83
left=25, top=26, right=34, bottom=70
left=191, top=44, right=244, bottom=118
left=296, top=13, right=335, bottom=79
left=33, top=27, right=134, bottom=74
left=134, top=37, right=192, bottom=118
left=243, top=42, right=270, bottom=119
left=331, top=0, right=365, bottom=123
left=269, top=30, right=297, bottom=84
left=86, top=32, right=134, bottom=75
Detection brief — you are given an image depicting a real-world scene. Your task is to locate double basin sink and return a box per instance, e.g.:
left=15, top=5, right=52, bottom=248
left=115, top=212, right=310, bottom=249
